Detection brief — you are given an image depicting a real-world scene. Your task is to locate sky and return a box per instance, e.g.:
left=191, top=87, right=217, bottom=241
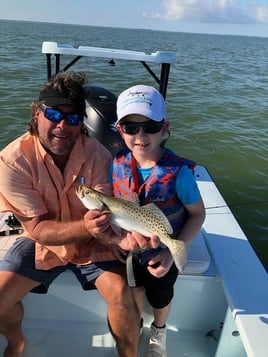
left=1, top=0, right=268, bottom=37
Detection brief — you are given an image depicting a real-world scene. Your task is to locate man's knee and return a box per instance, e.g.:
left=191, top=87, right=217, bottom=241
left=96, top=271, right=134, bottom=306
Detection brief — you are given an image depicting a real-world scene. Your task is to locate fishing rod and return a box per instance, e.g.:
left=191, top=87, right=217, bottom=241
left=205, top=200, right=268, bottom=210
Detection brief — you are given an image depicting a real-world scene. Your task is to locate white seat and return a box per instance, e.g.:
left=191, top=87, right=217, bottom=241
left=182, top=229, right=211, bottom=275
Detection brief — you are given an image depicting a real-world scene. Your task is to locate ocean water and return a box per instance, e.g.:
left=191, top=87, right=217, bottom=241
left=0, top=20, right=267, bottom=270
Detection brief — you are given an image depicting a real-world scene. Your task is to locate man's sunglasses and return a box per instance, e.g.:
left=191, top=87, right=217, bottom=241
left=39, top=105, right=84, bottom=126
left=120, top=121, right=164, bottom=135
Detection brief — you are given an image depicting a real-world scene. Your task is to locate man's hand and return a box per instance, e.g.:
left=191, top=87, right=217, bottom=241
left=111, top=245, right=128, bottom=263
left=83, top=210, right=111, bottom=237
left=116, top=231, right=161, bottom=252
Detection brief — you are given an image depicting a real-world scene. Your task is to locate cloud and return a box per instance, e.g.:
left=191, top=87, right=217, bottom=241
left=255, top=4, right=268, bottom=23
left=144, top=0, right=268, bottom=25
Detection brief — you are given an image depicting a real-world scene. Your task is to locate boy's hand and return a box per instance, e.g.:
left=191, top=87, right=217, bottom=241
left=147, top=248, right=174, bottom=278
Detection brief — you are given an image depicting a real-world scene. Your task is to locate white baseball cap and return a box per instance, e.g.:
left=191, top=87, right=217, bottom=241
left=115, top=84, right=166, bottom=126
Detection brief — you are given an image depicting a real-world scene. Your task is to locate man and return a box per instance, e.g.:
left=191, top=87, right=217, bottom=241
left=0, top=72, right=151, bottom=357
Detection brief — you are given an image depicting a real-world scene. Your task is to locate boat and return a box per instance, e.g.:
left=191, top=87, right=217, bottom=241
left=0, top=41, right=267, bottom=357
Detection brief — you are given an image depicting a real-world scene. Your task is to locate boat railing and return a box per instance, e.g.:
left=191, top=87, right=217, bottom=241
left=41, top=41, right=177, bottom=98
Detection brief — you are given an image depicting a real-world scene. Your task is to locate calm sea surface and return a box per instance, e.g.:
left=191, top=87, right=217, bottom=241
left=0, top=20, right=267, bottom=270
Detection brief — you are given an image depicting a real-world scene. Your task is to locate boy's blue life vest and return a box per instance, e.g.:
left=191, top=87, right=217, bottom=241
left=112, top=148, right=196, bottom=239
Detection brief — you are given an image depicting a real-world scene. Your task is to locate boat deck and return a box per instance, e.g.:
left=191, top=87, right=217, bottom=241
left=0, top=272, right=222, bottom=357
left=0, top=322, right=216, bottom=357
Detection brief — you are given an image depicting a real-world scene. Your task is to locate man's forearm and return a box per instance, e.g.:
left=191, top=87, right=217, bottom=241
left=31, top=219, right=92, bottom=245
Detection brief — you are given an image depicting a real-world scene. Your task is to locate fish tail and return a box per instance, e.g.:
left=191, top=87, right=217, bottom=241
left=166, top=239, right=187, bottom=273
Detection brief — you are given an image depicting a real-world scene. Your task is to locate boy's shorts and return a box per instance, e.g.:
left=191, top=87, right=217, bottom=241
left=0, top=237, right=124, bottom=294
left=130, top=253, right=178, bottom=309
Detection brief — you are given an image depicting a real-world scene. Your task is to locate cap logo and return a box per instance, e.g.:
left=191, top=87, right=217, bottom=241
left=122, top=90, right=152, bottom=109
left=115, top=84, right=166, bottom=125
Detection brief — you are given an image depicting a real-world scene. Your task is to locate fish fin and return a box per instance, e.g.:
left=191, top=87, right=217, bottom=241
left=111, top=223, right=122, bottom=236
left=166, top=239, right=188, bottom=273
left=123, top=192, right=140, bottom=205
left=142, top=203, right=173, bottom=235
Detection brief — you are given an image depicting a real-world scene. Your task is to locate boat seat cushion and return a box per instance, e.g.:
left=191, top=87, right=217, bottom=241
left=182, top=229, right=211, bottom=274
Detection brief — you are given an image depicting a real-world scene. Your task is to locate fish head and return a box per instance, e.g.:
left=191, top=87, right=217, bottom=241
left=76, top=185, right=104, bottom=210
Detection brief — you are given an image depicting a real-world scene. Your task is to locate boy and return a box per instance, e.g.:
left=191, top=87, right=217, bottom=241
left=112, top=84, right=205, bottom=357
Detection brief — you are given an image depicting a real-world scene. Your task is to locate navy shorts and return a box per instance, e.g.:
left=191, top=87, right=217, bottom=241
left=0, top=237, right=124, bottom=294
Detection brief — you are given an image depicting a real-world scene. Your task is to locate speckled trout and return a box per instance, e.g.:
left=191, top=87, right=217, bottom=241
left=76, top=185, right=187, bottom=272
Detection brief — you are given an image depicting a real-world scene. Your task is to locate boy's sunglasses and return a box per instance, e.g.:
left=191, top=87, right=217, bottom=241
left=120, top=121, right=164, bottom=135
left=39, top=105, right=84, bottom=126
